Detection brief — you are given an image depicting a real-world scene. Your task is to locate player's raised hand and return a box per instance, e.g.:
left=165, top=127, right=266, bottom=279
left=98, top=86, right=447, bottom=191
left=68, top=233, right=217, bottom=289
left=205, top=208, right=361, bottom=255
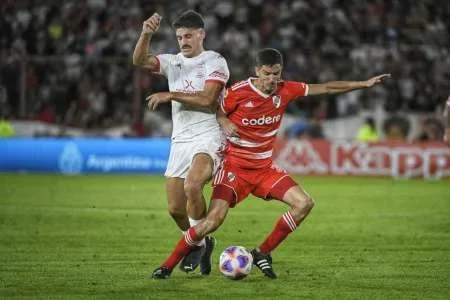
left=146, top=92, right=171, bottom=110
left=142, top=13, right=162, bottom=35
left=364, top=74, right=391, bottom=87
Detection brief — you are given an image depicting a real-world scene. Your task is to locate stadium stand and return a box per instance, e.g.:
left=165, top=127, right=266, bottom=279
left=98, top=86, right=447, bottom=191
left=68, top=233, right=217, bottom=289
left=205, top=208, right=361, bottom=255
left=1, top=0, right=449, bottom=140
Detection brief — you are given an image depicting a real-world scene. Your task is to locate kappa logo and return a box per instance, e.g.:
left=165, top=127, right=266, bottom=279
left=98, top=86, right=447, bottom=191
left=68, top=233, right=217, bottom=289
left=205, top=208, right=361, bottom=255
left=227, top=172, right=235, bottom=182
left=272, top=95, right=281, bottom=108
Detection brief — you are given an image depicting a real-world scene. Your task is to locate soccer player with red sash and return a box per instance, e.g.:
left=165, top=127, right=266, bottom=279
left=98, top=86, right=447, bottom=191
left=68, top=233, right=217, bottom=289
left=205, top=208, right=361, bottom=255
left=152, top=48, right=390, bottom=279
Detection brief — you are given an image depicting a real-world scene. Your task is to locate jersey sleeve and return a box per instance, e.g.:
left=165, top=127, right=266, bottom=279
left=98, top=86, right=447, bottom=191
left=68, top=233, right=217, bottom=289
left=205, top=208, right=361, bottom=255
left=220, top=88, right=238, bottom=114
left=155, top=54, right=173, bottom=77
left=205, top=54, right=230, bottom=86
left=284, top=80, right=309, bottom=102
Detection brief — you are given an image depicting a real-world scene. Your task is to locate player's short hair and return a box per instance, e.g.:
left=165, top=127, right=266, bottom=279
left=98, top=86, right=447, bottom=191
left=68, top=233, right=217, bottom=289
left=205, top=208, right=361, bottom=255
left=256, top=48, right=283, bottom=67
left=172, top=10, right=204, bottom=29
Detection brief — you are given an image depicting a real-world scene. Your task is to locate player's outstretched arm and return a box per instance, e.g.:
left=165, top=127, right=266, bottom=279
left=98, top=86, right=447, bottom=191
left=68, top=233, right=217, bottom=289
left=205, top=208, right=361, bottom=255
left=307, top=74, right=391, bottom=96
left=132, top=13, right=161, bottom=71
left=216, top=108, right=239, bottom=137
left=146, top=81, right=224, bottom=111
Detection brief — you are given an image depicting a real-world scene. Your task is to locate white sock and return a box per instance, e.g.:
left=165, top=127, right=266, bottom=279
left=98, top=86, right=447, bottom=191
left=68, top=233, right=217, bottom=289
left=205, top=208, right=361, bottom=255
left=189, top=217, right=206, bottom=247
left=188, top=217, right=202, bottom=226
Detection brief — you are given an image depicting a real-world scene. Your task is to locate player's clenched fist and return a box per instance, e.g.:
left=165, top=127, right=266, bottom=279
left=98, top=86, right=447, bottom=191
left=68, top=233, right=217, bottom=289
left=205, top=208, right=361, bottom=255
left=142, top=13, right=162, bottom=34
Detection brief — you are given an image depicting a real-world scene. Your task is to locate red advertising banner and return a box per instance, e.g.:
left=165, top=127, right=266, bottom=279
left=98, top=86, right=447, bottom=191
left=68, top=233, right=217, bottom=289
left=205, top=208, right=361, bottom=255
left=274, top=140, right=450, bottom=179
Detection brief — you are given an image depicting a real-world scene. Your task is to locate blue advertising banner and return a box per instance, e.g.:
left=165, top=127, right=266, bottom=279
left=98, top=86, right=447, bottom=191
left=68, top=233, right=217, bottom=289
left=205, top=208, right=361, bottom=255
left=0, top=138, right=171, bottom=174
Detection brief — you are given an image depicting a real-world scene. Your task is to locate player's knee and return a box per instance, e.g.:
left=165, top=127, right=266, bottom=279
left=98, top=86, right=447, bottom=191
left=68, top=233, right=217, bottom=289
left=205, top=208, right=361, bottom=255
left=294, top=194, right=314, bottom=214
left=303, top=195, right=315, bottom=212
left=167, top=204, right=185, bottom=220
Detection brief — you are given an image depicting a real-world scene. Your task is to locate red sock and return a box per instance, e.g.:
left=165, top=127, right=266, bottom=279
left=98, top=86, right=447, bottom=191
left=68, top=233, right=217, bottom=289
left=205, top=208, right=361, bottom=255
left=258, top=211, right=298, bottom=254
left=161, top=227, right=200, bottom=269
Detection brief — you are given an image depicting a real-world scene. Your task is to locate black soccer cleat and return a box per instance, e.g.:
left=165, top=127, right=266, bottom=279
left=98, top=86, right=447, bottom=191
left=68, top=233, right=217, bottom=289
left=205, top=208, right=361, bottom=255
left=200, top=236, right=216, bottom=275
left=251, top=249, right=277, bottom=279
left=179, top=245, right=204, bottom=273
left=151, top=266, right=172, bottom=279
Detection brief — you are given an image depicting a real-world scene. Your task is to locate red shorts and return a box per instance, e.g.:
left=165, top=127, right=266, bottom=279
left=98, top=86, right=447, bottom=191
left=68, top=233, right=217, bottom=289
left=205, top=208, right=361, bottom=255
left=211, top=160, right=297, bottom=208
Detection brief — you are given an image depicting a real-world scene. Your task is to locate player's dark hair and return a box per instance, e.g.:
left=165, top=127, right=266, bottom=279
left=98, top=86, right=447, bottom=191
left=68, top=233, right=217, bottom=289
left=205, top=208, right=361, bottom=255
left=256, top=48, right=283, bottom=66
left=172, top=10, right=204, bottom=29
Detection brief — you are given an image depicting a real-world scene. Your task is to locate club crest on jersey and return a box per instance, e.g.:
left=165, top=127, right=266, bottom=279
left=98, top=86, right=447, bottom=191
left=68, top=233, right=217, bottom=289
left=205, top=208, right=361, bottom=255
left=227, top=172, right=235, bottom=182
left=272, top=95, right=281, bottom=108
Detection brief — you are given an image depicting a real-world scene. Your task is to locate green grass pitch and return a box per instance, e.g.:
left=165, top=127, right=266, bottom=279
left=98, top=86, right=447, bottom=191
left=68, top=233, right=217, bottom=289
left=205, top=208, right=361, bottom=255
left=0, top=174, right=449, bottom=299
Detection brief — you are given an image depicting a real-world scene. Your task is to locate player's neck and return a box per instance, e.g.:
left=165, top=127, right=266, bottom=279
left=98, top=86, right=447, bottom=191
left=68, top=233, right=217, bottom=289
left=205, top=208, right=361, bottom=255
left=183, top=47, right=205, bottom=58
left=252, top=79, right=276, bottom=95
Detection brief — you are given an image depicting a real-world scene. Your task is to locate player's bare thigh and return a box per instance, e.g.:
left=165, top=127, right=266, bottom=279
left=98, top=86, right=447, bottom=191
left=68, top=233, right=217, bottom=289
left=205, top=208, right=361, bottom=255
left=185, top=152, right=214, bottom=188
left=184, top=153, right=214, bottom=219
left=165, top=177, right=190, bottom=230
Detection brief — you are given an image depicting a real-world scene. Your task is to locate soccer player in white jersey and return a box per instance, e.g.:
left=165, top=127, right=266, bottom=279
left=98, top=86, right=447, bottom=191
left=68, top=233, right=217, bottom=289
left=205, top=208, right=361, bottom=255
left=132, top=10, right=229, bottom=276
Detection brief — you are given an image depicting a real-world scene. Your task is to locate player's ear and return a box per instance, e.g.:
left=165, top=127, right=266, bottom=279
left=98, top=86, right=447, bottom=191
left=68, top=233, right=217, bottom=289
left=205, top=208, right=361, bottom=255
left=198, top=28, right=205, bottom=40
left=254, top=66, right=260, bottom=77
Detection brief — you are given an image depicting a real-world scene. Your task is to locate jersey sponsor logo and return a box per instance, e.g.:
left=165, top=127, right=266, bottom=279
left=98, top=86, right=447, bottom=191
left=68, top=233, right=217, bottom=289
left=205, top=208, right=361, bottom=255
left=196, top=63, right=205, bottom=78
left=272, top=95, right=281, bottom=108
left=241, top=114, right=281, bottom=126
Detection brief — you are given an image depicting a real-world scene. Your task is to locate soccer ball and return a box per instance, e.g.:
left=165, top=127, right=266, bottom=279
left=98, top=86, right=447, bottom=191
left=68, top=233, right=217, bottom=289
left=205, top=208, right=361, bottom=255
left=219, top=246, right=253, bottom=280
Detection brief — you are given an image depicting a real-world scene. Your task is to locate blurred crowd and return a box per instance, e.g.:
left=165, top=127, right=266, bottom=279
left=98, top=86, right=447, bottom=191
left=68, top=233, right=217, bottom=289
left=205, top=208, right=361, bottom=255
left=0, top=0, right=449, bottom=140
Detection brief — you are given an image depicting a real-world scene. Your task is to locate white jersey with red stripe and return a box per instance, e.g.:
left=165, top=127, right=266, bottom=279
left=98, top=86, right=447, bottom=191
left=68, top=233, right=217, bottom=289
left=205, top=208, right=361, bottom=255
left=156, top=50, right=229, bottom=142
left=221, top=78, right=309, bottom=169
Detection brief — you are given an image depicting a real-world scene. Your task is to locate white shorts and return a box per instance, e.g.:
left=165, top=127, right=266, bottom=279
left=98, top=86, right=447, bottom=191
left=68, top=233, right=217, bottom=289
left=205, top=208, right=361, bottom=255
left=164, top=135, right=225, bottom=179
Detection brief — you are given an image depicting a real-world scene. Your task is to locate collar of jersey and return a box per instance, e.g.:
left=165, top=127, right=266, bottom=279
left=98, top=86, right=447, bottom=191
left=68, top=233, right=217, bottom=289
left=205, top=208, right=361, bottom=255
left=178, top=50, right=206, bottom=61
left=248, top=77, right=283, bottom=98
